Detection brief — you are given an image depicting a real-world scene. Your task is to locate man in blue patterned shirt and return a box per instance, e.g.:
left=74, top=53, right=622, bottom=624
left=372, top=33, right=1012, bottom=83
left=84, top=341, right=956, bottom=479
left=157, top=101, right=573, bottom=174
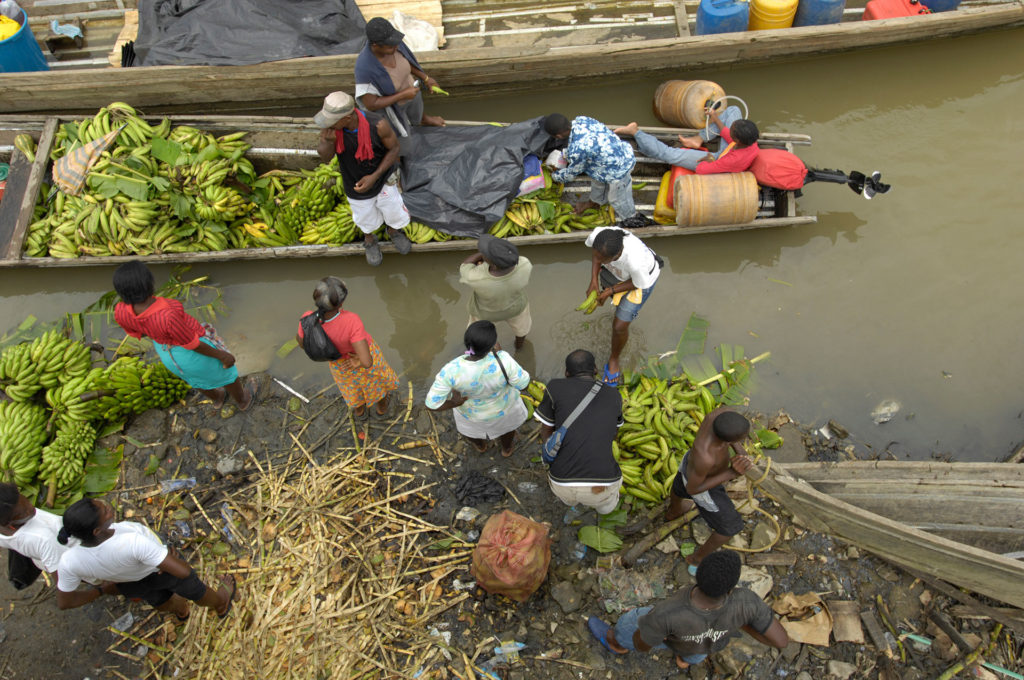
left=545, top=114, right=653, bottom=229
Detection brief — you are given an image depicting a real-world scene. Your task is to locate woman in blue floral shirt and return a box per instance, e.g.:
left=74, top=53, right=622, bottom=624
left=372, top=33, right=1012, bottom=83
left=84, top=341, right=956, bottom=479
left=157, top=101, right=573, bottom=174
left=426, top=321, right=530, bottom=457
left=545, top=114, right=651, bottom=229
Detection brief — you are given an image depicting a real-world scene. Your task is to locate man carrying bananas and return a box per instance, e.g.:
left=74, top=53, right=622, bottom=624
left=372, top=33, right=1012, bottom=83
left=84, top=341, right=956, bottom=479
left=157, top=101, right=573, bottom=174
left=315, top=91, right=414, bottom=267
left=459, top=235, right=533, bottom=350
left=0, top=483, right=72, bottom=589
left=534, top=350, right=624, bottom=514
left=584, top=227, right=663, bottom=385
left=544, top=113, right=654, bottom=230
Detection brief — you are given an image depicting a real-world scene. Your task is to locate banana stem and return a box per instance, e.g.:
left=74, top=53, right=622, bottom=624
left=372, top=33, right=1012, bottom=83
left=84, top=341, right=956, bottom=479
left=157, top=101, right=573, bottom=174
left=696, top=351, right=771, bottom=387
left=107, top=161, right=152, bottom=180
left=89, top=172, right=149, bottom=185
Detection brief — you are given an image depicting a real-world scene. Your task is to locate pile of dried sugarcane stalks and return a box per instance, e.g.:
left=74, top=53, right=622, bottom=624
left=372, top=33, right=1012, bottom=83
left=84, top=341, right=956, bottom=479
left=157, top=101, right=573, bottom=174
left=140, top=437, right=471, bottom=679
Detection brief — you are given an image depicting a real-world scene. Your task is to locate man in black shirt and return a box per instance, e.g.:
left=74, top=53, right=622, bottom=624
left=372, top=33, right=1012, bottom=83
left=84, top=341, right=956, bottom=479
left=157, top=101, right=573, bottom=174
left=315, top=91, right=413, bottom=266
left=535, top=349, right=623, bottom=514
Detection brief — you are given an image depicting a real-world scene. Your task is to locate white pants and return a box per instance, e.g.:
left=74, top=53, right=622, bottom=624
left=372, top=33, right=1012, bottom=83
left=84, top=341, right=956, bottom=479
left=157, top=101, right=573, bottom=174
left=548, top=477, right=623, bottom=515
left=348, top=184, right=411, bottom=235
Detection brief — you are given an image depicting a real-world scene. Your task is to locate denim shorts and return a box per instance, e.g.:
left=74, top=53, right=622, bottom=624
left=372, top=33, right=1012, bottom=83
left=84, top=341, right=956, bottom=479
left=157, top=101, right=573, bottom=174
left=613, top=606, right=708, bottom=664
left=614, top=282, right=656, bottom=323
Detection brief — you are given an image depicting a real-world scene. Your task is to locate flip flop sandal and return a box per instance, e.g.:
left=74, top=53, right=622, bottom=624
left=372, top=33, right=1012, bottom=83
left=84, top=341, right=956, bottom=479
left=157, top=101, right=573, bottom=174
left=218, top=575, right=237, bottom=619
left=587, top=616, right=626, bottom=655
left=239, top=376, right=261, bottom=412
left=687, top=563, right=698, bottom=577
left=602, top=363, right=621, bottom=386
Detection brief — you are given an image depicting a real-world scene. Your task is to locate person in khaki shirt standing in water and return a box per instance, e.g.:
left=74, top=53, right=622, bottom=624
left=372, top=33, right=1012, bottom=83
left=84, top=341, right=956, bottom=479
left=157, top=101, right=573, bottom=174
left=459, top=235, right=533, bottom=350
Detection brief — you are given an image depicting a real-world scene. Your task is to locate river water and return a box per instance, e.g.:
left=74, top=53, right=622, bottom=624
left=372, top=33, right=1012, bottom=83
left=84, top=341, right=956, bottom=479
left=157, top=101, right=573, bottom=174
left=2, top=29, right=1022, bottom=461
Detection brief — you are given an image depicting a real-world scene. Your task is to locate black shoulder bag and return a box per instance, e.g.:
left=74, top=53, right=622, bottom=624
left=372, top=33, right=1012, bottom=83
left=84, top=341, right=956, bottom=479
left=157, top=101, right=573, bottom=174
left=300, top=311, right=342, bottom=362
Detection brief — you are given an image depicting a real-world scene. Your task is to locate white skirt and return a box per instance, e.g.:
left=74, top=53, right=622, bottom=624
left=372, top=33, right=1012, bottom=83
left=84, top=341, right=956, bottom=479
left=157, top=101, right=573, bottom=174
left=452, top=398, right=528, bottom=440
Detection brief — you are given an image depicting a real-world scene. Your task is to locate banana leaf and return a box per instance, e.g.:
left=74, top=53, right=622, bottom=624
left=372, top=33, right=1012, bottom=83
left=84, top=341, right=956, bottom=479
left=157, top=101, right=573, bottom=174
left=675, top=313, right=709, bottom=357
left=754, top=428, right=783, bottom=449
left=84, top=445, right=123, bottom=494
left=578, top=525, right=623, bottom=553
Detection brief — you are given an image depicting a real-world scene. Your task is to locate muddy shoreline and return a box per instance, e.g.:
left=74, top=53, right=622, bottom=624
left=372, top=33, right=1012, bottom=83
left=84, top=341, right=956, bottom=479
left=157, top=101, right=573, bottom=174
left=2, top=372, right=1015, bottom=680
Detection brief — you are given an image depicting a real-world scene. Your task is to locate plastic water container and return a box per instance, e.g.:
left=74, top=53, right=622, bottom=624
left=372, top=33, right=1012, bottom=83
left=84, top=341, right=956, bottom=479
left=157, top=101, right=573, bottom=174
left=794, top=0, right=846, bottom=25
left=0, top=9, right=49, bottom=73
left=652, top=80, right=727, bottom=128
left=695, top=0, right=750, bottom=35
left=674, top=172, right=759, bottom=227
left=749, top=0, right=799, bottom=30
left=921, top=0, right=961, bottom=11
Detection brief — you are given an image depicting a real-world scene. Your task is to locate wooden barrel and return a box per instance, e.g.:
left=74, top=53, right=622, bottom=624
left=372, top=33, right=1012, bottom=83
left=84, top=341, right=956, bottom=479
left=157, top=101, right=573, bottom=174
left=652, top=80, right=726, bottom=128
left=674, top=172, right=759, bottom=226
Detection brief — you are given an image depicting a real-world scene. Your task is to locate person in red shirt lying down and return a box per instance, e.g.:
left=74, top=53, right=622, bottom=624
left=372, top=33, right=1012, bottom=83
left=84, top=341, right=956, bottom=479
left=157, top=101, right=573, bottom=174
left=614, top=105, right=759, bottom=175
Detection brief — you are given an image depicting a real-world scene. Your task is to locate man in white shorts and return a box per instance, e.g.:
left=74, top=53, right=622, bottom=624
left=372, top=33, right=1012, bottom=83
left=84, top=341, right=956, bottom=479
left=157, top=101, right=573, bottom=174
left=315, top=91, right=414, bottom=266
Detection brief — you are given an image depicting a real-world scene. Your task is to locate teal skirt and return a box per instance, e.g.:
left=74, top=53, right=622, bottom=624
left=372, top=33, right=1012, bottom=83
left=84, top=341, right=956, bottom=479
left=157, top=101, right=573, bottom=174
left=154, top=337, right=239, bottom=391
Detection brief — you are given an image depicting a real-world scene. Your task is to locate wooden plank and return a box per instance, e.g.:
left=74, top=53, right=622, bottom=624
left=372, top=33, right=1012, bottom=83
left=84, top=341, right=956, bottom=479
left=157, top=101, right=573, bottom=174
left=783, top=461, right=1024, bottom=483
left=756, top=463, right=1024, bottom=610
left=0, top=150, right=33, bottom=249
left=0, top=215, right=816, bottom=269
left=900, top=566, right=1024, bottom=636
left=5, top=118, right=57, bottom=261
left=107, top=8, right=137, bottom=67
left=744, top=552, right=797, bottom=566
left=947, top=604, right=1024, bottom=626
left=1, top=4, right=1022, bottom=114
left=673, top=0, right=691, bottom=37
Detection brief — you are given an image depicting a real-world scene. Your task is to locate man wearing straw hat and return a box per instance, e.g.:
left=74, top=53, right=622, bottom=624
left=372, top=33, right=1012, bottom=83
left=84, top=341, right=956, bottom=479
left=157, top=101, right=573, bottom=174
left=315, top=91, right=414, bottom=267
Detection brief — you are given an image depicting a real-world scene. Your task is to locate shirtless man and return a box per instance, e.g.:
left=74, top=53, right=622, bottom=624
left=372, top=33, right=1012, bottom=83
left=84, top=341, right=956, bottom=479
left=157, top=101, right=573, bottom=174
left=666, top=408, right=752, bottom=575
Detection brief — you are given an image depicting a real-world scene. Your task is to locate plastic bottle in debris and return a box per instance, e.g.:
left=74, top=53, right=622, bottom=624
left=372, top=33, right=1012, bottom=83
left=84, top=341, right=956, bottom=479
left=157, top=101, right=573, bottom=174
left=0, top=1, right=21, bottom=21
left=571, top=540, right=588, bottom=560
left=159, top=478, right=197, bottom=494
left=491, top=640, right=525, bottom=665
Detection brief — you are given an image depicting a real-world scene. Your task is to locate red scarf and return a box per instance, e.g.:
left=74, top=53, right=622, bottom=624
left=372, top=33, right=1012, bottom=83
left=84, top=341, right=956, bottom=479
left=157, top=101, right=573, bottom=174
left=335, top=111, right=374, bottom=162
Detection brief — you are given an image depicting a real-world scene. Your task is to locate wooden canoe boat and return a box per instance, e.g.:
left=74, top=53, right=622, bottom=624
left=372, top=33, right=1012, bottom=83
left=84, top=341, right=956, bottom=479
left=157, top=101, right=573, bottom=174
left=0, top=114, right=815, bottom=268
left=758, top=460, right=1024, bottom=609
left=3, top=0, right=1023, bottom=115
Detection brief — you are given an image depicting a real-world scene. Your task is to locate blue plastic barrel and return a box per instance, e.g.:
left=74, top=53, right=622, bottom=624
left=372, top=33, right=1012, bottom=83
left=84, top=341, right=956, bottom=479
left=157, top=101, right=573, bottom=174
left=695, top=0, right=750, bottom=35
left=793, top=0, right=846, bottom=25
left=920, top=0, right=961, bottom=11
left=0, top=10, right=49, bottom=73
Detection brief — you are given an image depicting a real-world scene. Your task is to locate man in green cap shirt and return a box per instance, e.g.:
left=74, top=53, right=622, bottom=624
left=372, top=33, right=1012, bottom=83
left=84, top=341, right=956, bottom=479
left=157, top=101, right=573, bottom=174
left=459, top=234, right=533, bottom=350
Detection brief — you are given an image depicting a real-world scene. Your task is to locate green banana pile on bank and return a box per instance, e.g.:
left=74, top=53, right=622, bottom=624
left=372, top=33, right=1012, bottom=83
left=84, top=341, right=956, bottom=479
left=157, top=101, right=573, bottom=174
left=614, top=374, right=719, bottom=505
left=93, top=357, right=190, bottom=421
left=0, top=402, right=49, bottom=488
left=0, top=331, right=189, bottom=503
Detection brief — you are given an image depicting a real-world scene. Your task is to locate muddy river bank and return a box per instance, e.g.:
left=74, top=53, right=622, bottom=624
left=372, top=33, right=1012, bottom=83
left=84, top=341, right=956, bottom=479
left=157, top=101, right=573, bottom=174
left=2, top=370, right=1016, bottom=680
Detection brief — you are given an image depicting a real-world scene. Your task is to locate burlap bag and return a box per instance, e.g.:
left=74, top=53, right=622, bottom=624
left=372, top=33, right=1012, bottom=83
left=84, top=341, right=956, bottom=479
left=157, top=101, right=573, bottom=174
left=471, top=510, right=551, bottom=602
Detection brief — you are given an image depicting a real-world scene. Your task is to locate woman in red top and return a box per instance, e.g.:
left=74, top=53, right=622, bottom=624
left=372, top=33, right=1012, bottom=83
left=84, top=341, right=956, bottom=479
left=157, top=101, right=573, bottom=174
left=296, top=277, right=399, bottom=418
left=112, top=262, right=254, bottom=411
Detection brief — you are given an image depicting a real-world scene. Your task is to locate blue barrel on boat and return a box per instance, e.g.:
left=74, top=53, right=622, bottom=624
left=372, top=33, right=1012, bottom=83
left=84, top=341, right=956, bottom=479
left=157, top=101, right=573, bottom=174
left=695, top=0, right=750, bottom=35
left=793, top=0, right=846, bottom=26
left=0, top=9, right=49, bottom=73
left=920, top=0, right=961, bottom=11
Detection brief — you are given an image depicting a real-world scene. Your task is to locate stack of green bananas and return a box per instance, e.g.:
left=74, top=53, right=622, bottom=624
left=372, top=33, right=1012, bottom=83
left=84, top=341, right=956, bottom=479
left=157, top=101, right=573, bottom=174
left=27, top=102, right=261, bottom=259
left=94, top=357, right=189, bottom=421
left=0, top=330, right=92, bottom=400
left=614, top=375, right=719, bottom=505
left=0, top=402, right=49, bottom=488
left=489, top=200, right=616, bottom=239
left=274, top=164, right=345, bottom=236
left=403, top=221, right=447, bottom=244
left=300, top=203, right=358, bottom=245
left=46, top=367, right=105, bottom=430
left=38, top=420, right=97, bottom=490
left=519, top=380, right=547, bottom=419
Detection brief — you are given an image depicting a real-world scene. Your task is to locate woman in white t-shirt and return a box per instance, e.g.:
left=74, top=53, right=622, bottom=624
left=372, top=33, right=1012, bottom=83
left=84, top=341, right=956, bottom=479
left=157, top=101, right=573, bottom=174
left=55, top=499, right=234, bottom=620
left=0, top=483, right=71, bottom=587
